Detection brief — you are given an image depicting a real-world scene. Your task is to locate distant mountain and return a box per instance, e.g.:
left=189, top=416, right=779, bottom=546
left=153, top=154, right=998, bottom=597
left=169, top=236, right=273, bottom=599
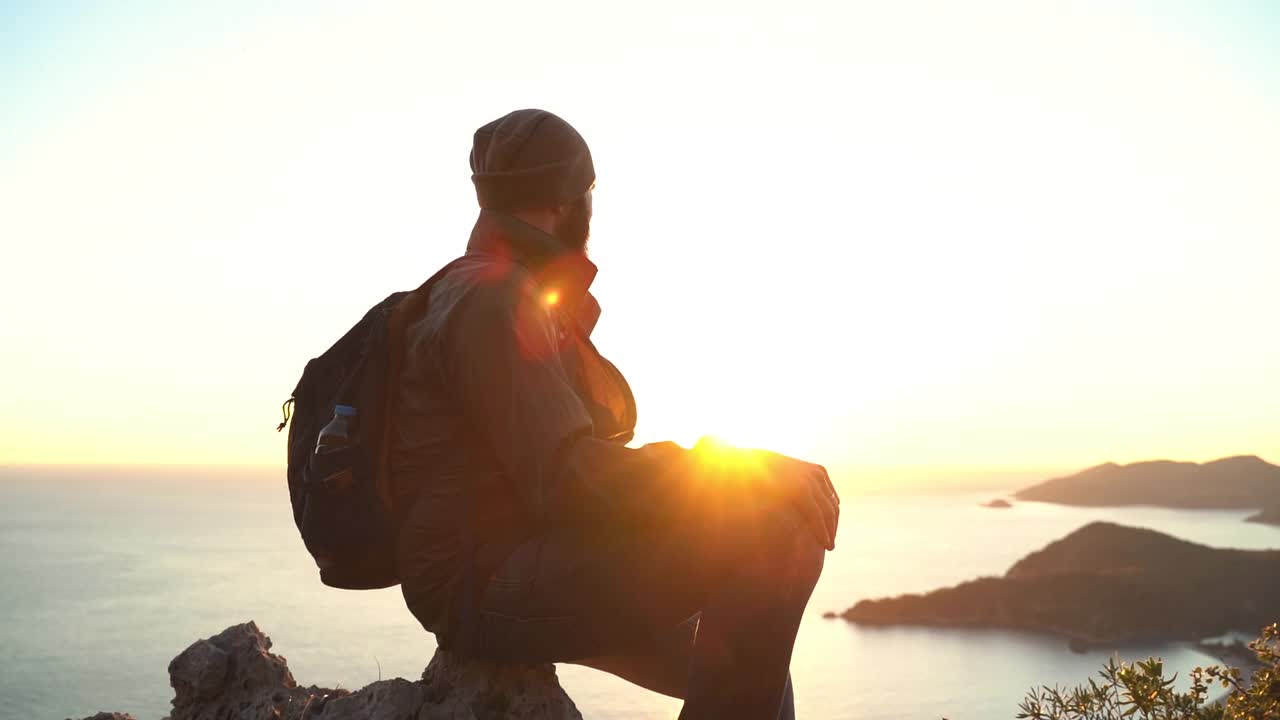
left=833, top=522, right=1280, bottom=644
left=1013, top=455, right=1280, bottom=510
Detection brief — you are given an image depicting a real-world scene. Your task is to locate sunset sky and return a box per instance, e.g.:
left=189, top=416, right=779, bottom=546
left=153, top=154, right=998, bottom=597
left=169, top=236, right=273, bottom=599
left=2, top=1, right=1277, bottom=485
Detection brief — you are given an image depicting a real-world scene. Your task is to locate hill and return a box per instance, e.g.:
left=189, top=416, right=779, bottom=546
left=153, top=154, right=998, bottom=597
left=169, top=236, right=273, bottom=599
left=833, top=522, right=1280, bottom=644
left=1013, top=455, right=1280, bottom=510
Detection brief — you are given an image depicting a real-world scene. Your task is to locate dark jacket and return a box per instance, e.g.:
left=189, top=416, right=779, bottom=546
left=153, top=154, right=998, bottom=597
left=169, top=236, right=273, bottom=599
left=388, top=210, right=659, bottom=642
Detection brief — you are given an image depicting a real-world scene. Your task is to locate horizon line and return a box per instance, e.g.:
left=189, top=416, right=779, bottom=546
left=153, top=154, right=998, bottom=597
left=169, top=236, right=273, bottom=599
left=3, top=456, right=1272, bottom=471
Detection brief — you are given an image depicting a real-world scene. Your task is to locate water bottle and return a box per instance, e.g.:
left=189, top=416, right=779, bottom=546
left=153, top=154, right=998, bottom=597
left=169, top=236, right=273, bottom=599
left=312, top=404, right=358, bottom=490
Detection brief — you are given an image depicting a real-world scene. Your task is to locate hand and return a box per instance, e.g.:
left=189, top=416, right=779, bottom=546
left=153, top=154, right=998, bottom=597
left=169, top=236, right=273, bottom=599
left=693, top=438, right=840, bottom=551
left=759, top=450, right=840, bottom=551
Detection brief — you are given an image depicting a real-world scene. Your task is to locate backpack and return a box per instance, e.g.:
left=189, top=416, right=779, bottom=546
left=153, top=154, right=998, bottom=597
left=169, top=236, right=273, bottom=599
left=277, top=259, right=464, bottom=590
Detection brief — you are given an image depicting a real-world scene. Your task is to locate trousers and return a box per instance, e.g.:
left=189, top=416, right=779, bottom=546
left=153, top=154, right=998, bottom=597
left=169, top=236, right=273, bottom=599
left=452, top=498, right=825, bottom=720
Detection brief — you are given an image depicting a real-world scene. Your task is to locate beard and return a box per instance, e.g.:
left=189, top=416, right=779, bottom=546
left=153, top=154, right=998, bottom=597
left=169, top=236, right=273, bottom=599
left=552, top=195, right=592, bottom=254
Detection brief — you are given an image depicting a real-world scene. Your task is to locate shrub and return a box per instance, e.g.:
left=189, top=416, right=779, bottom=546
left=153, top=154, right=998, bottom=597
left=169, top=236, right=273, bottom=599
left=1015, top=623, right=1279, bottom=720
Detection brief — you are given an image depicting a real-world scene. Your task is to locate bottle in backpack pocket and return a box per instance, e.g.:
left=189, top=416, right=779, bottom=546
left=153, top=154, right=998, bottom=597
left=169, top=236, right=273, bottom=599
left=311, top=404, right=358, bottom=491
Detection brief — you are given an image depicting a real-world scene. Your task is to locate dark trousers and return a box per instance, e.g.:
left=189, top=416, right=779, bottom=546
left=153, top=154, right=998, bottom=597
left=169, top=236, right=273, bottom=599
left=455, top=500, right=824, bottom=720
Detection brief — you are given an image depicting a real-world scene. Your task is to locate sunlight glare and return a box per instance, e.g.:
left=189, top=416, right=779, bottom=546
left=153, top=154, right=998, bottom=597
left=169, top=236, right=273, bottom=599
left=690, top=435, right=771, bottom=487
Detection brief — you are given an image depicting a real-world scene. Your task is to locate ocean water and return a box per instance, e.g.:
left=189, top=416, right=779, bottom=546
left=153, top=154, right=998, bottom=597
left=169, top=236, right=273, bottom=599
left=2, top=465, right=1278, bottom=720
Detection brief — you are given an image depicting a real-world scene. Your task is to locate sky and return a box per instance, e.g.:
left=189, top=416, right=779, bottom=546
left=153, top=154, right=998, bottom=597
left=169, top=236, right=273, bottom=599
left=1, top=1, right=1277, bottom=487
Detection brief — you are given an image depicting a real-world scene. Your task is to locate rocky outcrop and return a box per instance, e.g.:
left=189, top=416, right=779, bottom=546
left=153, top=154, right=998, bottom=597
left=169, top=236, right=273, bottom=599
left=73, top=621, right=581, bottom=720
left=419, top=650, right=585, bottom=720
left=164, top=622, right=327, bottom=720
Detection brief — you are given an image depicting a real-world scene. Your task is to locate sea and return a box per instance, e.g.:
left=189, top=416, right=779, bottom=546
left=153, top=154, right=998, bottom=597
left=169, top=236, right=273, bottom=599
left=2, top=465, right=1277, bottom=720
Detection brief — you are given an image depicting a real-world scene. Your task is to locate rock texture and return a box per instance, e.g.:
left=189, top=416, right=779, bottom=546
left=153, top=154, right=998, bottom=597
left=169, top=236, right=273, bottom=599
left=420, top=650, right=584, bottom=720
left=74, top=621, right=581, bottom=720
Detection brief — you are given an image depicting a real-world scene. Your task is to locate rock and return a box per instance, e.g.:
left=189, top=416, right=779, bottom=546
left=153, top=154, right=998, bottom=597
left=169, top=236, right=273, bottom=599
left=168, top=639, right=229, bottom=703
left=77, top=622, right=581, bottom=720
left=419, top=649, right=582, bottom=720
left=167, top=621, right=343, bottom=720
left=982, top=499, right=1013, bottom=509
left=313, top=678, right=425, bottom=720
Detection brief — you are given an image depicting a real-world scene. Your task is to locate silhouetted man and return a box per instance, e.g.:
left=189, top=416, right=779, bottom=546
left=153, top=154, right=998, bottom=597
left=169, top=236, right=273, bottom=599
left=387, top=109, right=839, bottom=720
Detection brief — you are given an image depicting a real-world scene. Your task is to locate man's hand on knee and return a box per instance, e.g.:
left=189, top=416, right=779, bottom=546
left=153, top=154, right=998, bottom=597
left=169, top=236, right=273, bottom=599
left=692, top=438, right=840, bottom=551
left=757, top=451, right=839, bottom=552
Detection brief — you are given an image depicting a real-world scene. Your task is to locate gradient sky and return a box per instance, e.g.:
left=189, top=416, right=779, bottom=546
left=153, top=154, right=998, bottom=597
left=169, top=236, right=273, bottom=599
left=2, top=1, right=1277, bottom=484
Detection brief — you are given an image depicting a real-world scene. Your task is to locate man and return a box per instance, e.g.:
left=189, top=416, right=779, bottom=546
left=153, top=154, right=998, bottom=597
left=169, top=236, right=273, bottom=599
left=387, top=109, right=839, bottom=720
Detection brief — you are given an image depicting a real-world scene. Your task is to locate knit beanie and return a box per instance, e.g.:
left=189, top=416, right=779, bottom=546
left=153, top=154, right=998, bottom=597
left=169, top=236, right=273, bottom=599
left=469, top=109, right=595, bottom=211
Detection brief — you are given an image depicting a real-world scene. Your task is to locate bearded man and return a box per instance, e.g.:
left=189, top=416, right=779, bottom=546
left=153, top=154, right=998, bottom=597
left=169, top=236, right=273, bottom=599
left=388, top=108, right=840, bottom=720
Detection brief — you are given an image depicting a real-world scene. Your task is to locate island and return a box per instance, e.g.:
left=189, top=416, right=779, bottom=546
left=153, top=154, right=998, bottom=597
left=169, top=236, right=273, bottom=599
left=1247, top=505, right=1280, bottom=527
left=1196, top=637, right=1265, bottom=675
left=982, top=498, right=1013, bottom=509
left=830, top=522, right=1280, bottom=645
left=1013, top=455, right=1280, bottom=514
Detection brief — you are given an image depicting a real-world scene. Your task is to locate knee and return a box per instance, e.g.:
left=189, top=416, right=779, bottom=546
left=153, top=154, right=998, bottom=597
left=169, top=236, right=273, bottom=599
left=758, top=509, right=825, bottom=590
left=785, top=522, right=826, bottom=591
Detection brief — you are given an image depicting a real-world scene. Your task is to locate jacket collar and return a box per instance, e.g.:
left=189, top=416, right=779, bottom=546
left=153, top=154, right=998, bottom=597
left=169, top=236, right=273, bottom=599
left=466, top=209, right=601, bottom=334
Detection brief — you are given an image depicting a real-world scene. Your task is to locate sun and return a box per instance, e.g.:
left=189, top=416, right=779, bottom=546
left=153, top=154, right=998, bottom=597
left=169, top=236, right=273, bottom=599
left=687, top=435, right=774, bottom=487
left=633, top=388, right=826, bottom=466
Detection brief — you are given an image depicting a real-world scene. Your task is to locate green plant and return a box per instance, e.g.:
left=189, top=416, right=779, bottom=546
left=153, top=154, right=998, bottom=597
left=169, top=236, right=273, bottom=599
left=1016, top=624, right=1279, bottom=720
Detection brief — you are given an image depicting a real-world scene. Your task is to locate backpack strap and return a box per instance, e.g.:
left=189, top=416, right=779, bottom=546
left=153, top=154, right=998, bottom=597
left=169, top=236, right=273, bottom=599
left=375, top=257, right=470, bottom=516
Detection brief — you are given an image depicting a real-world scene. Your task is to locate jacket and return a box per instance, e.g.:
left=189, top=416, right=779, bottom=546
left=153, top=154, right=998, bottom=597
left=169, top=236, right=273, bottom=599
left=388, top=210, right=655, bottom=642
